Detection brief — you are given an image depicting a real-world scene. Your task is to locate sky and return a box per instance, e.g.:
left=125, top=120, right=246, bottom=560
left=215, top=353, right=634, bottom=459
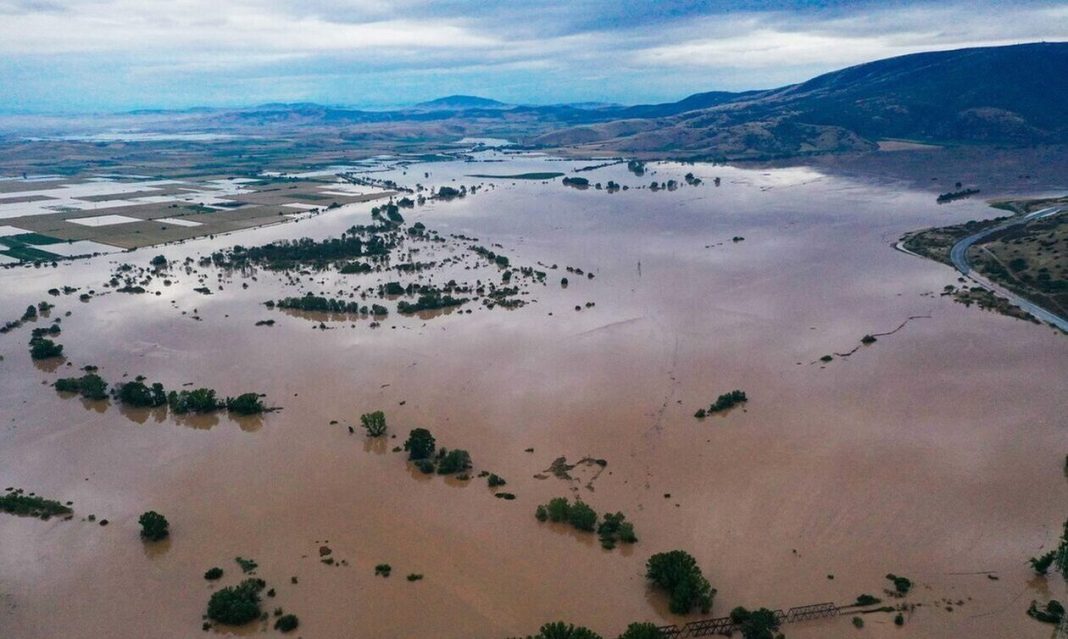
left=0, top=0, right=1066, bottom=113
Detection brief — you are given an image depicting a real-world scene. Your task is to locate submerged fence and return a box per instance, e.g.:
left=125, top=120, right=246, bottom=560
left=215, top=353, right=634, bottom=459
left=655, top=602, right=840, bottom=638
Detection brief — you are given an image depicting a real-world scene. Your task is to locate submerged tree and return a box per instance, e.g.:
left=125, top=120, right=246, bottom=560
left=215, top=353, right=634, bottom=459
left=646, top=550, right=715, bottom=615
left=404, top=428, right=436, bottom=460
left=138, top=510, right=169, bottom=541
left=360, top=411, right=387, bottom=437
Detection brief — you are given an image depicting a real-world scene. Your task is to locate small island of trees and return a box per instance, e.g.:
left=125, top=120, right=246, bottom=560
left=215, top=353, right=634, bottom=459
left=138, top=510, right=169, bottom=541
left=694, top=390, right=748, bottom=418
left=645, top=550, right=715, bottom=614
left=534, top=497, right=638, bottom=549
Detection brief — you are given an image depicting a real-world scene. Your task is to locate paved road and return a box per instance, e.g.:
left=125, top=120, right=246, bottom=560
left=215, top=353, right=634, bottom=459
left=947, top=206, right=1068, bottom=332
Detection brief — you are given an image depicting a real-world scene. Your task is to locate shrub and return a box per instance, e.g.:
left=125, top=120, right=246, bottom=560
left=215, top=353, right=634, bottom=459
left=893, top=613, right=904, bottom=626
left=406, top=573, right=423, bottom=582
left=138, top=511, right=169, bottom=541
left=545, top=497, right=571, bottom=522
left=531, top=621, right=601, bottom=639
left=1030, top=551, right=1056, bottom=575
left=437, top=449, right=472, bottom=475
left=646, top=550, right=715, bottom=614
left=852, top=616, right=864, bottom=628
left=535, top=505, right=548, bottom=521
left=226, top=393, right=265, bottom=415
left=1027, top=599, right=1065, bottom=624
left=360, top=411, right=387, bottom=437
left=206, top=578, right=265, bottom=625
left=729, top=607, right=781, bottom=639
left=885, top=573, right=912, bottom=595
left=0, top=489, right=72, bottom=518
left=487, top=473, right=507, bottom=488
left=29, top=337, right=63, bottom=360
left=374, top=564, right=392, bottom=577
left=168, top=388, right=223, bottom=414
left=204, top=567, right=224, bottom=580
left=414, top=459, right=435, bottom=474
left=617, top=622, right=662, bottom=639
left=274, top=614, right=299, bottom=632
left=235, top=557, right=258, bottom=573
left=404, top=428, right=436, bottom=460
left=53, top=373, right=108, bottom=400
left=118, top=380, right=167, bottom=407
left=855, top=594, right=881, bottom=606
left=567, top=501, right=598, bottom=532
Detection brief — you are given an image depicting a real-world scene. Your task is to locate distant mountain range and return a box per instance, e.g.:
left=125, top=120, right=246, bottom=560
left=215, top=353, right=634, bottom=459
left=535, top=42, right=1068, bottom=158
left=10, top=42, right=1065, bottom=160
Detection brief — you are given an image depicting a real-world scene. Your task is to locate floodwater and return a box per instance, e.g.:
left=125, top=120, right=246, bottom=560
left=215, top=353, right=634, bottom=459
left=0, top=154, right=1065, bottom=639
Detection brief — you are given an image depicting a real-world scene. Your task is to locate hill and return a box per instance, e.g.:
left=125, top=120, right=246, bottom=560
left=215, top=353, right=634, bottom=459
left=536, top=42, right=1068, bottom=158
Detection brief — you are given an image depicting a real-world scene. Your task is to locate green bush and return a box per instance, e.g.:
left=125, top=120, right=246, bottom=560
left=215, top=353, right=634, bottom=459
left=118, top=380, right=167, bottom=407
left=530, top=621, right=602, bottom=639
left=360, top=411, right=387, bottom=437
left=729, top=607, right=781, bottom=639
left=437, top=449, right=472, bottom=474
left=1030, top=551, right=1056, bottom=575
left=404, top=428, right=436, bottom=460
left=274, top=614, right=299, bottom=632
left=206, top=578, right=265, bottom=625
left=545, top=497, right=571, bottom=522
left=1027, top=599, right=1065, bottom=624
left=204, top=567, right=224, bottom=580
left=54, top=373, right=108, bottom=400
left=168, top=388, right=224, bottom=414
left=226, top=393, right=265, bottom=415
left=374, top=563, right=392, bottom=577
left=138, top=511, right=169, bottom=541
left=617, top=622, right=662, bottom=639
left=646, top=550, right=715, bottom=615
left=885, top=573, right=912, bottom=595
left=568, top=501, right=598, bottom=532
left=535, top=505, right=548, bottom=521
left=29, top=337, right=63, bottom=360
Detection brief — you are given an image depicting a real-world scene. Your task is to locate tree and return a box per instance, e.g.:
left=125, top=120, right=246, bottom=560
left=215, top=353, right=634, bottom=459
left=1031, top=551, right=1056, bottom=575
left=150, top=255, right=168, bottom=268
left=168, top=388, right=223, bottom=414
left=274, top=614, right=299, bottom=632
left=646, top=550, right=715, bottom=615
left=139, top=511, right=169, bottom=541
left=729, top=607, right=781, bottom=639
left=226, top=393, right=265, bottom=415
left=617, top=622, right=662, bottom=639
left=545, top=497, right=571, bottom=522
left=568, top=501, right=598, bottom=532
left=204, top=567, right=224, bottom=580
left=404, top=428, right=436, bottom=460
left=532, top=621, right=602, bottom=639
left=360, top=411, right=387, bottom=437
left=29, top=337, right=63, bottom=360
left=118, top=380, right=167, bottom=407
left=207, top=578, right=265, bottom=625
left=437, top=449, right=472, bottom=474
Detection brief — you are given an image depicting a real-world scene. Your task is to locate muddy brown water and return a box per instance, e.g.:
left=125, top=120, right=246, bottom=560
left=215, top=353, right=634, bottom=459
left=1, top=157, right=1065, bottom=639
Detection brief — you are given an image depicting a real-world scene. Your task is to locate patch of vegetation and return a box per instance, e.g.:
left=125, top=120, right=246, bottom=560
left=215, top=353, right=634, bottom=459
left=225, top=393, right=265, bottom=415
left=406, top=573, right=423, bottom=582
left=1027, top=599, right=1064, bottom=624
left=487, top=473, right=507, bottom=488
left=168, top=388, right=224, bottom=414
left=116, top=379, right=168, bottom=407
left=646, top=550, right=715, bottom=614
left=206, top=578, right=266, bottom=625
left=204, top=567, right=224, bottom=580
left=562, top=177, right=590, bottom=188
left=885, top=573, right=912, bottom=595
left=274, top=294, right=365, bottom=314
left=138, top=510, right=169, bottom=541
left=360, top=411, right=387, bottom=437
left=235, top=557, right=258, bottom=573
left=707, top=390, right=747, bottom=413
left=467, top=172, right=565, bottom=180
left=1030, top=550, right=1056, bottom=575
left=936, top=188, right=979, bottom=204
left=404, top=428, right=436, bottom=460
left=29, top=336, right=63, bottom=360
left=535, top=497, right=637, bottom=549
left=524, top=621, right=602, bottom=639
left=855, top=594, right=882, bottom=606
left=54, top=373, right=108, bottom=400
left=617, top=622, right=663, bottom=639
left=274, top=614, right=299, bottom=632
left=396, top=290, right=468, bottom=314
left=0, top=488, right=72, bottom=519
left=729, top=607, right=782, bottom=639
left=374, top=563, right=392, bottom=577
left=436, top=448, right=472, bottom=475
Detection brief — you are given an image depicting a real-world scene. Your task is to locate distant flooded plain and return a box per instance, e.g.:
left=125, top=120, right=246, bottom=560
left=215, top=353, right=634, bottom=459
left=1, top=154, right=1065, bottom=638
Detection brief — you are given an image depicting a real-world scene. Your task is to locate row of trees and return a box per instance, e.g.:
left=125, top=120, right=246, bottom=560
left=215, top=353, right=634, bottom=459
left=534, top=497, right=638, bottom=549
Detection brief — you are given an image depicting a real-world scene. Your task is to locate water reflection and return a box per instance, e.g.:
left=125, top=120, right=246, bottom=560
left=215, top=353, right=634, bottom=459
left=142, top=537, right=172, bottom=559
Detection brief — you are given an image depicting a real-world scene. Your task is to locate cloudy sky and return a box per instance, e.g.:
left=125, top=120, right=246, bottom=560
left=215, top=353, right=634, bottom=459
left=1, top=0, right=1065, bottom=112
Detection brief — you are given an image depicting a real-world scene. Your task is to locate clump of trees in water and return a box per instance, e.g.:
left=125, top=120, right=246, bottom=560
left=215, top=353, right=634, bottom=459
left=1030, top=517, right=1068, bottom=578
left=402, top=428, right=474, bottom=476
left=207, top=578, right=266, bottom=625
left=562, top=177, right=590, bottom=188
left=936, top=188, right=980, bottom=204
left=117, top=379, right=167, bottom=407
left=694, top=390, right=748, bottom=418
left=513, top=620, right=666, bottom=638
left=138, top=510, right=169, bottom=541
left=534, top=497, right=637, bottom=549
left=1027, top=599, right=1065, bottom=625
left=646, top=550, right=715, bottom=614
left=0, top=488, right=72, bottom=519
left=885, top=573, right=912, bottom=595
left=54, top=373, right=108, bottom=400
left=729, top=607, right=782, bottom=639
left=168, top=388, right=224, bottom=414
left=29, top=334, right=63, bottom=360
left=396, top=290, right=468, bottom=314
